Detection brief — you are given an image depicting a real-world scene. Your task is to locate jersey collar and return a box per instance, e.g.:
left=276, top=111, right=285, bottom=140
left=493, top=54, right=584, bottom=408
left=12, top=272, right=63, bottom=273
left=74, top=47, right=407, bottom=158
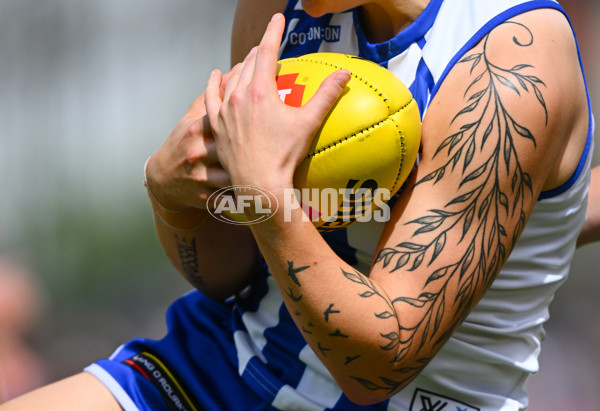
left=354, top=0, right=444, bottom=63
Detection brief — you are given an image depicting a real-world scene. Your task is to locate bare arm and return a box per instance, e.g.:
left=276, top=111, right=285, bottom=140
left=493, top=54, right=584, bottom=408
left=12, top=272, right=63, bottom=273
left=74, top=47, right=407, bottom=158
left=144, top=92, right=261, bottom=301
left=577, top=165, right=600, bottom=246
left=231, top=0, right=287, bottom=65
left=145, top=0, right=287, bottom=300
left=0, top=373, right=122, bottom=411
left=206, top=9, right=589, bottom=404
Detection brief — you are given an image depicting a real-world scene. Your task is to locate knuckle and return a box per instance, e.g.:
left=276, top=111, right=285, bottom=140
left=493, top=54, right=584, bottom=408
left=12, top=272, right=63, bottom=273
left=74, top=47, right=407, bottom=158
left=249, top=83, right=266, bottom=101
left=228, top=89, right=244, bottom=107
left=184, top=140, right=208, bottom=163
left=185, top=121, right=202, bottom=138
left=257, top=43, right=275, bottom=59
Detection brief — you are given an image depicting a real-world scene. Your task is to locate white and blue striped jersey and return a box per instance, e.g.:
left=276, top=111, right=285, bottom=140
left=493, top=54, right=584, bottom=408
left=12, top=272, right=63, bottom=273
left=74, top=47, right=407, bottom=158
left=232, top=1, right=594, bottom=410
left=88, top=1, right=593, bottom=410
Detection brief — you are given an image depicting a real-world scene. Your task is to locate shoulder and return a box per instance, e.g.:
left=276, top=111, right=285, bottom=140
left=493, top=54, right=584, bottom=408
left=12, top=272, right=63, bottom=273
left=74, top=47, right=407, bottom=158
left=424, top=7, right=588, bottom=193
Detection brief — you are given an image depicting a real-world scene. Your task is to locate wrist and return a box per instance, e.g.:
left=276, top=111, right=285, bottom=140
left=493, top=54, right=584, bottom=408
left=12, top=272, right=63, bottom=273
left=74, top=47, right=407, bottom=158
left=145, top=183, right=209, bottom=230
left=143, top=156, right=188, bottom=212
left=229, top=164, right=294, bottom=192
left=243, top=184, right=313, bottom=227
left=223, top=182, right=290, bottom=225
left=144, top=157, right=208, bottom=230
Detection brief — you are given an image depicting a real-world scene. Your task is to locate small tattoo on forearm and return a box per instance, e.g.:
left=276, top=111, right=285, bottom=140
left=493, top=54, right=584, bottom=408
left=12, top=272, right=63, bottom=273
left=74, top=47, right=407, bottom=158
left=287, top=261, right=310, bottom=286
left=344, top=355, right=361, bottom=365
left=318, top=342, right=332, bottom=357
left=174, top=234, right=203, bottom=286
left=286, top=288, right=303, bottom=302
left=328, top=329, right=349, bottom=338
left=324, top=303, right=341, bottom=322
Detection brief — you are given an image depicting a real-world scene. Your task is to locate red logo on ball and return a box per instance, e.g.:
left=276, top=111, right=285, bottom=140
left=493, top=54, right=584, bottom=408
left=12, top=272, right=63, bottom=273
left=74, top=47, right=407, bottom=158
left=276, top=73, right=305, bottom=107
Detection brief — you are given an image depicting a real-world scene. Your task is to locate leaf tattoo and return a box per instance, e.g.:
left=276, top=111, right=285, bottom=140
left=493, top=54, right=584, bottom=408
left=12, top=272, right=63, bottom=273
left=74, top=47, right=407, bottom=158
left=368, top=20, right=545, bottom=389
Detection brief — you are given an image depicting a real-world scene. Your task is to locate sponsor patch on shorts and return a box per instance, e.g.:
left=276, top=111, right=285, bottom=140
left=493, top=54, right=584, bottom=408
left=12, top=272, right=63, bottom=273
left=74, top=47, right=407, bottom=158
left=123, top=351, right=200, bottom=411
left=409, top=388, right=480, bottom=411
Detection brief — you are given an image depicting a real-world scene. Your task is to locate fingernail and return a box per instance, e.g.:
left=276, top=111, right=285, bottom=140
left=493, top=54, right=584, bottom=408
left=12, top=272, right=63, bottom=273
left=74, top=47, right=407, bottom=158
left=336, top=70, right=351, bottom=86
left=271, top=13, right=282, bottom=22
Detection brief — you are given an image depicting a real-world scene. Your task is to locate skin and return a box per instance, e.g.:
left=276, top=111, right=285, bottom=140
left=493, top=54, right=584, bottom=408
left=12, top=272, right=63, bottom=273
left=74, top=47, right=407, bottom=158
left=0, top=372, right=122, bottom=411
left=204, top=4, right=588, bottom=406
left=0, top=0, right=591, bottom=408
left=142, top=82, right=261, bottom=301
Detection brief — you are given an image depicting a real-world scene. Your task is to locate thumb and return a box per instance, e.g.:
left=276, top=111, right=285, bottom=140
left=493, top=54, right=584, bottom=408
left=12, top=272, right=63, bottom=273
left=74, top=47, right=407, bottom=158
left=301, top=70, right=351, bottom=129
left=187, top=92, right=208, bottom=117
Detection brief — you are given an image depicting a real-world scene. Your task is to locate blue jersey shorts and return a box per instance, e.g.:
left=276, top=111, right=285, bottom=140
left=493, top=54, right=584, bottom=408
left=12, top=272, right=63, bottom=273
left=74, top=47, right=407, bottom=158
left=85, top=290, right=272, bottom=411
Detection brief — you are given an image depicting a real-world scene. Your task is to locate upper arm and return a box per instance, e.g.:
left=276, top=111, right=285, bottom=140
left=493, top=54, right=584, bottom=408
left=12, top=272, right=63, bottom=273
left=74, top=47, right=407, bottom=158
left=231, top=0, right=288, bottom=66
left=369, top=8, right=588, bottom=376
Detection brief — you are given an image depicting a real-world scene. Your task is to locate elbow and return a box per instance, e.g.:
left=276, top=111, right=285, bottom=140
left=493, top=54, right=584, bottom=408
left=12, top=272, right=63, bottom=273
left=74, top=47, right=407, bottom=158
left=344, top=393, right=390, bottom=407
left=322, top=345, right=425, bottom=405
left=336, top=373, right=416, bottom=406
left=342, top=387, right=408, bottom=406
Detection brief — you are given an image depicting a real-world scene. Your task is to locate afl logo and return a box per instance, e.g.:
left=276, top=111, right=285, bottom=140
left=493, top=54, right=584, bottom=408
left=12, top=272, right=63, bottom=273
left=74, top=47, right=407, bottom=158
left=208, top=185, right=279, bottom=225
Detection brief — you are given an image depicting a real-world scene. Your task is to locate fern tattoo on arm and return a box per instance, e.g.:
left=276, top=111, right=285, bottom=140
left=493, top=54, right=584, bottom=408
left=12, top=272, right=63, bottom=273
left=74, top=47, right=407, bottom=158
left=371, top=21, right=546, bottom=372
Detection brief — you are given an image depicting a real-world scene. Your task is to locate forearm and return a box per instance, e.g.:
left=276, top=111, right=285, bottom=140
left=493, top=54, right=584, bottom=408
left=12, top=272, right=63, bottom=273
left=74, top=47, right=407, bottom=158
left=148, top=190, right=260, bottom=301
left=206, top=17, right=413, bottom=402
left=247, top=191, right=413, bottom=404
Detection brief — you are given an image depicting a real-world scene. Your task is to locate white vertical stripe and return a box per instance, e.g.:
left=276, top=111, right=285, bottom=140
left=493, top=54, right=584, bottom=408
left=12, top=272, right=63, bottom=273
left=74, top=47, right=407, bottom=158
left=386, top=43, right=423, bottom=87
left=272, top=384, right=327, bottom=411
left=236, top=275, right=281, bottom=374
left=234, top=329, right=268, bottom=374
left=318, top=12, right=358, bottom=54
left=242, top=275, right=283, bottom=351
left=294, top=345, right=344, bottom=408
left=271, top=345, right=345, bottom=410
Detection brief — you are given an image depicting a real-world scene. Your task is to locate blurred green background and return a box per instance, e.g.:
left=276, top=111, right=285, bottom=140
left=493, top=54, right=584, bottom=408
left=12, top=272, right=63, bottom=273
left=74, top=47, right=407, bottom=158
left=0, top=0, right=235, bottom=397
left=0, top=0, right=598, bottom=409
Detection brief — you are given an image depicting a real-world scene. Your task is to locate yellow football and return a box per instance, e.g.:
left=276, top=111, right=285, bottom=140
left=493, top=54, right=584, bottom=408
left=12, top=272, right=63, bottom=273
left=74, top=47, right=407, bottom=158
left=277, top=52, right=421, bottom=232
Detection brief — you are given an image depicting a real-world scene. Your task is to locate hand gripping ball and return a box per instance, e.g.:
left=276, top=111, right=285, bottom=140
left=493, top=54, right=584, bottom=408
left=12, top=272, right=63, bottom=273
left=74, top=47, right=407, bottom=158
left=276, top=52, right=421, bottom=232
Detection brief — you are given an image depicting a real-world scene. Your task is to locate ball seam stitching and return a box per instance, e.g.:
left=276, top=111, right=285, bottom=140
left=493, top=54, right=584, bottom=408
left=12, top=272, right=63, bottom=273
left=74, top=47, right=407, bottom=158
left=288, top=55, right=414, bottom=166
left=290, top=56, right=393, bottom=109
left=306, top=99, right=415, bottom=160
left=389, top=116, right=406, bottom=194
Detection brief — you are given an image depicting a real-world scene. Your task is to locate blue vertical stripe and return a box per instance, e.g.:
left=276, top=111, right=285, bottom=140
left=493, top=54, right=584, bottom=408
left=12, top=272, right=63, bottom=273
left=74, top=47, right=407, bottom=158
left=409, top=58, right=435, bottom=119
left=261, top=304, right=308, bottom=387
